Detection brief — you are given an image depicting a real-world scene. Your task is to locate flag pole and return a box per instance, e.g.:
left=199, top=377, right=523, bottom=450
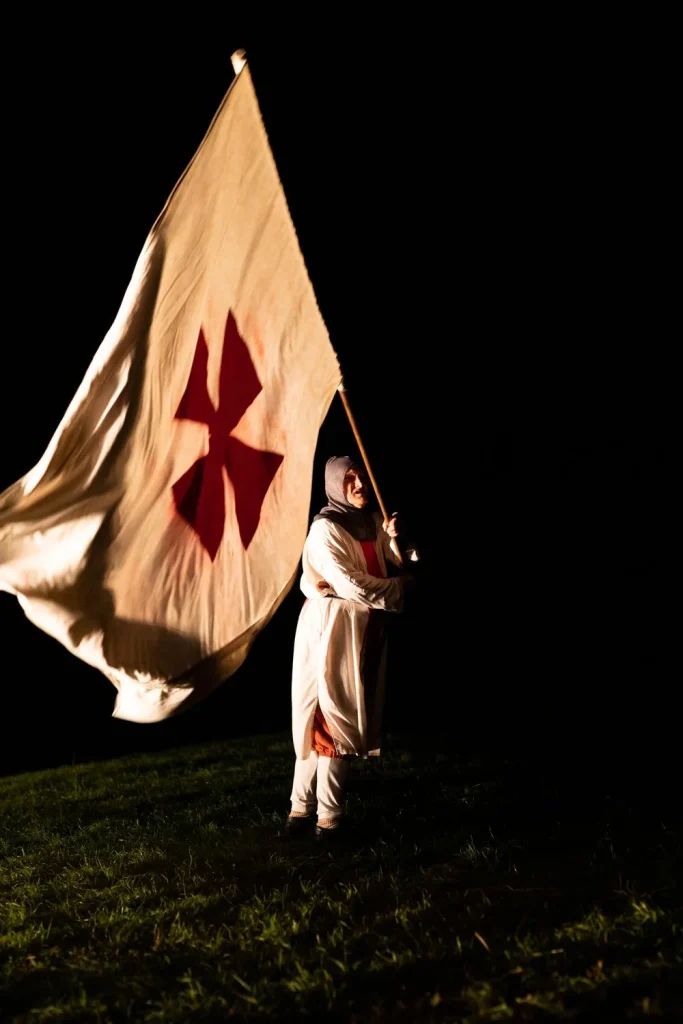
left=229, top=50, right=401, bottom=563
left=337, top=381, right=403, bottom=566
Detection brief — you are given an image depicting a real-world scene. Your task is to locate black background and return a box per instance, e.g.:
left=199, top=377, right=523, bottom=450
left=0, top=16, right=671, bottom=777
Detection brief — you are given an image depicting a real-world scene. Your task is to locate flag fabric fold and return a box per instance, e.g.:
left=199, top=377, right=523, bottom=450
left=0, top=64, right=341, bottom=722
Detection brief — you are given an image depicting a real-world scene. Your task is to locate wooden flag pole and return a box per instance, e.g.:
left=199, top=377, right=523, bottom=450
left=337, top=381, right=403, bottom=566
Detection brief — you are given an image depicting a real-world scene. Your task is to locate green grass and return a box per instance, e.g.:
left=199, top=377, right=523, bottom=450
left=1, top=734, right=681, bottom=1021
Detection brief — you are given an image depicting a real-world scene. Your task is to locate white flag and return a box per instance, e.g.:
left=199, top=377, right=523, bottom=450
left=0, top=61, right=340, bottom=722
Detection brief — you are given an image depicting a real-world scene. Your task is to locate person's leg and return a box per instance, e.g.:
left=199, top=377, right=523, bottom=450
left=290, top=751, right=318, bottom=817
left=316, top=755, right=350, bottom=828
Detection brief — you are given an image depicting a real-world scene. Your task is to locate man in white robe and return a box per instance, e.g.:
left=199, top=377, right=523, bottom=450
left=284, top=455, right=412, bottom=841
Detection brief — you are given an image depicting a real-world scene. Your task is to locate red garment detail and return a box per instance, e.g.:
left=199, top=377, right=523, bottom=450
left=312, top=706, right=342, bottom=759
left=360, top=540, right=384, bottom=578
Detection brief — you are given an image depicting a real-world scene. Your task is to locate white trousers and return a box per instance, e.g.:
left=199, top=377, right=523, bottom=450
left=290, top=752, right=350, bottom=820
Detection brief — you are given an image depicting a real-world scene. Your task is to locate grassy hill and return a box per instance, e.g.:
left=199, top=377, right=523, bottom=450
left=1, top=734, right=681, bottom=1021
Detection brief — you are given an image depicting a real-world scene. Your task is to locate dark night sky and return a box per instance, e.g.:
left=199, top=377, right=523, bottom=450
left=0, top=21, right=670, bottom=774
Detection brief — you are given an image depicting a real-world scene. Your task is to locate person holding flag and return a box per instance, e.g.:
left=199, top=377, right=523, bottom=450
left=0, top=47, right=415, bottom=801
left=284, top=455, right=414, bottom=841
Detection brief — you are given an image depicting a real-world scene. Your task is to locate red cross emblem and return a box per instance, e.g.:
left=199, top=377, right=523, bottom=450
left=172, top=311, right=283, bottom=559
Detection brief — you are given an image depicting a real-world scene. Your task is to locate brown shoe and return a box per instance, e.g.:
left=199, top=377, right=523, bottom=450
left=314, top=821, right=348, bottom=843
left=280, top=815, right=314, bottom=840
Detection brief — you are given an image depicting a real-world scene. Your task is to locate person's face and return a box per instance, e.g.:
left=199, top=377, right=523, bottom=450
left=343, top=467, right=369, bottom=509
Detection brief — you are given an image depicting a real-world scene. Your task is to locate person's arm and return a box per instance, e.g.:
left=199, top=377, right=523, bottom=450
left=311, top=521, right=404, bottom=612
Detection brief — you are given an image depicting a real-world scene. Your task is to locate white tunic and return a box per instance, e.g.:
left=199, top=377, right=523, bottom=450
left=291, top=516, right=403, bottom=759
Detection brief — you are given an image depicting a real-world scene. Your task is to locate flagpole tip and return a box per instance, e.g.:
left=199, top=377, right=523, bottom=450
left=231, top=49, right=247, bottom=75
left=337, top=380, right=346, bottom=393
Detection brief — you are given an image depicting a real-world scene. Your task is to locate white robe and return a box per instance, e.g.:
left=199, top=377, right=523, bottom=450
left=291, top=516, right=403, bottom=760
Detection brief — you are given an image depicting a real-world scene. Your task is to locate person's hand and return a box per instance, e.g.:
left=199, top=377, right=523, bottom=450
left=383, top=513, right=400, bottom=538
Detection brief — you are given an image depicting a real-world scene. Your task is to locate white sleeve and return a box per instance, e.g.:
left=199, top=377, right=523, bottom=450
left=299, top=575, right=320, bottom=600
left=310, top=521, right=403, bottom=612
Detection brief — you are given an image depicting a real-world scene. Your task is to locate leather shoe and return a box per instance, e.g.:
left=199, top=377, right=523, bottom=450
left=314, top=821, right=347, bottom=843
left=281, top=815, right=314, bottom=840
